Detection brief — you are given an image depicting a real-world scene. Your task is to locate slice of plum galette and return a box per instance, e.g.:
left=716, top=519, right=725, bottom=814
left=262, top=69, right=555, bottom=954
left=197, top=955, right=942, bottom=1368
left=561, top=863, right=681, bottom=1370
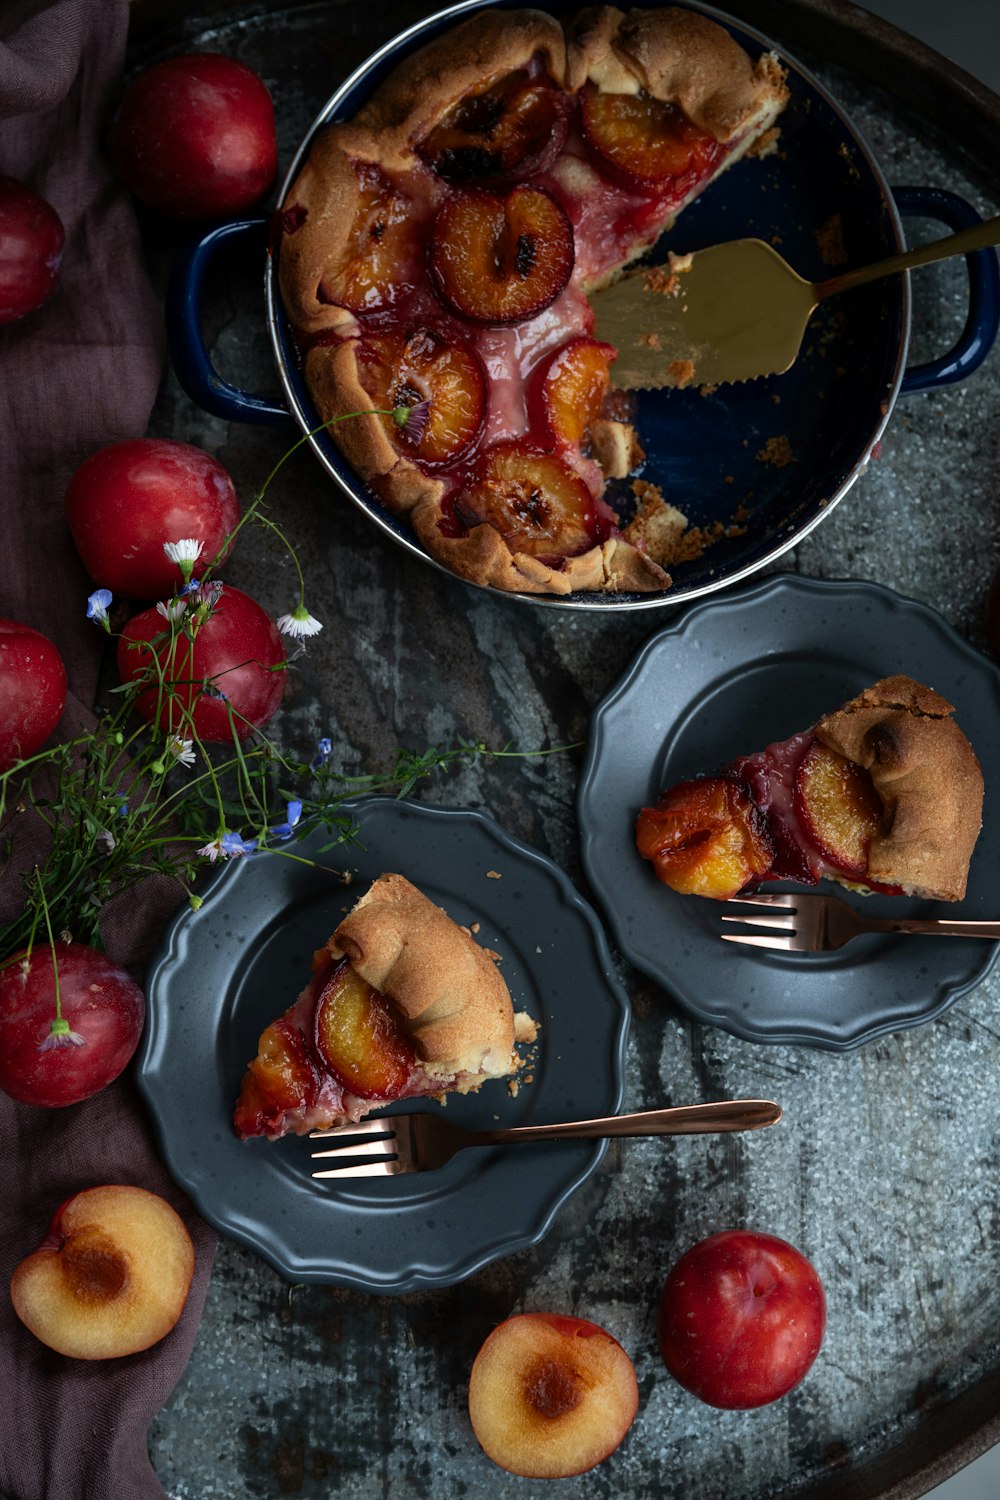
left=234, top=873, right=534, bottom=1141
left=277, top=6, right=789, bottom=596
left=636, top=676, right=984, bottom=902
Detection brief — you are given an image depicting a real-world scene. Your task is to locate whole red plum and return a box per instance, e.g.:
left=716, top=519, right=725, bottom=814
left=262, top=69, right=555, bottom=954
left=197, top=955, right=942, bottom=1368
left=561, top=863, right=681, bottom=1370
left=0, top=944, right=145, bottom=1108
left=65, top=438, right=240, bottom=599
left=0, top=175, right=64, bottom=323
left=109, top=53, right=277, bottom=221
left=0, top=618, right=67, bottom=772
left=117, top=584, right=286, bottom=742
left=657, top=1229, right=826, bottom=1409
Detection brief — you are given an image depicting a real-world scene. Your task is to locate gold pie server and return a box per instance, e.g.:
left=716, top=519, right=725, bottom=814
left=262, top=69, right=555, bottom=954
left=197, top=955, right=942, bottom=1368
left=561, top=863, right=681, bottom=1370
left=590, top=214, right=1000, bottom=389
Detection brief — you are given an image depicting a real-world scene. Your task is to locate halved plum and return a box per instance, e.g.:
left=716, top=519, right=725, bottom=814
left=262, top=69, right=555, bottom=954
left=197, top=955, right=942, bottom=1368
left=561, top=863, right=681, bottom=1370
left=315, top=958, right=416, bottom=1101
left=531, top=337, right=617, bottom=449
left=419, top=70, right=568, bottom=184
left=430, top=185, right=574, bottom=324
left=453, top=442, right=598, bottom=559
left=580, top=87, right=723, bottom=192
left=794, top=741, right=885, bottom=877
left=636, top=776, right=775, bottom=899
left=357, top=327, right=486, bottom=465
left=319, top=163, right=417, bottom=312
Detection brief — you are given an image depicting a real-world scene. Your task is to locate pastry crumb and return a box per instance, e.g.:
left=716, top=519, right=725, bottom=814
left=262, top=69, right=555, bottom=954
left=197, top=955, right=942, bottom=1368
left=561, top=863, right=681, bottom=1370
left=623, top=482, right=689, bottom=566
left=514, top=1011, right=539, bottom=1045
left=470, top=921, right=480, bottom=933
left=816, top=212, right=847, bottom=266
left=668, top=359, right=695, bottom=388
left=755, top=434, right=795, bottom=468
left=486, top=869, right=502, bottom=879
left=747, top=125, right=781, bottom=158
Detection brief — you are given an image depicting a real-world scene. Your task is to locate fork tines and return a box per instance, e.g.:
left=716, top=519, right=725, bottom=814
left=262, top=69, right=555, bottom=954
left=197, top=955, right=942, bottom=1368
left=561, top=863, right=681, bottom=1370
left=310, top=1118, right=401, bottom=1179
left=720, top=893, right=798, bottom=947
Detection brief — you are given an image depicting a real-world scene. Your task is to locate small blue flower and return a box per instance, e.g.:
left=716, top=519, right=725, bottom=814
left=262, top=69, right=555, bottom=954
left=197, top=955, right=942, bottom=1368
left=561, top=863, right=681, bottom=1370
left=204, top=683, right=228, bottom=701
left=86, top=588, right=113, bottom=627
left=268, top=799, right=303, bottom=843
left=220, top=830, right=257, bottom=858
left=310, top=737, right=333, bottom=771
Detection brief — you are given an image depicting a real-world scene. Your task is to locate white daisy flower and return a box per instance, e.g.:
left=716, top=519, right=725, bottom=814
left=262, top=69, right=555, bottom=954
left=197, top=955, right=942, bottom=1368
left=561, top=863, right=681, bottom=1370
left=156, top=598, right=188, bottom=624
left=163, top=539, right=203, bottom=564
left=277, top=603, right=323, bottom=639
left=163, top=538, right=204, bottom=584
left=167, top=736, right=196, bottom=767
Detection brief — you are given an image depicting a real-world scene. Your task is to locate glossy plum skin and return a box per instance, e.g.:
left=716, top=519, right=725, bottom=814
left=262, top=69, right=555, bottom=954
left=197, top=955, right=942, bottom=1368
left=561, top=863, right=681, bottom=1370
left=657, top=1230, right=826, bottom=1409
left=108, top=53, right=278, bottom=221
left=0, top=944, right=145, bottom=1108
left=0, top=618, right=67, bottom=772
left=116, top=584, right=286, bottom=742
left=65, top=438, right=241, bottom=599
left=0, top=175, right=64, bottom=323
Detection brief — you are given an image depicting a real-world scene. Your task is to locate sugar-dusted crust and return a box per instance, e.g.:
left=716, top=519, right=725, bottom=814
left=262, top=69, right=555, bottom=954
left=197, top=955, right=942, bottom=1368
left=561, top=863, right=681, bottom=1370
left=329, top=873, right=517, bottom=1080
left=277, top=7, right=789, bottom=596
left=815, top=675, right=984, bottom=902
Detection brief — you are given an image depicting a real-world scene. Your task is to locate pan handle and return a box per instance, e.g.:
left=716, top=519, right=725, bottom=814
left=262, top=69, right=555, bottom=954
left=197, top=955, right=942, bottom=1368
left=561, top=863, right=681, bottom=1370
left=894, top=185, right=1000, bottom=395
left=165, top=217, right=293, bottom=426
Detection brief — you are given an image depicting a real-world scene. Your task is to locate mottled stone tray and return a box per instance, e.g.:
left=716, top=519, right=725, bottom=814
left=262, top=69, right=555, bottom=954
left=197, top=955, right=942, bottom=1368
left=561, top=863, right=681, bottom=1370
left=127, top=3, right=1000, bottom=1497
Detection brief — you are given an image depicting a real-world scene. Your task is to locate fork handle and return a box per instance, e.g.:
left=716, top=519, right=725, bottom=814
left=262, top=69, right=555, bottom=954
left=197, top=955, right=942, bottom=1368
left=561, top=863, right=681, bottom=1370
left=869, top=918, right=1000, bottom=938
left=470, top=1099, right=781, bottom=1146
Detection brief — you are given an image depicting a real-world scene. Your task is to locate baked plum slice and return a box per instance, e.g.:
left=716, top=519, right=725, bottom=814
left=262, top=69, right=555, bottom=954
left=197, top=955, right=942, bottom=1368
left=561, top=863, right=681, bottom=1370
left=315, top=958, right=416, bottom=1100
left=232, top=1018, right=319, bottom=1140
left=793, top=741, right=885, bottom=878
left=319, top=164, right=417, bottom=312
left=430, top=185, right=574, bottom=324
left=636, top=776, right=775, bottom=899
left=530, top=337, right=616, bottom=449
left=453, top=443, right=598, bottom=560
left=419, top=70, right=568, bottom=184
left=580, top=87, right=723, bottom=192
left=357, top=327, right=486, bottom=465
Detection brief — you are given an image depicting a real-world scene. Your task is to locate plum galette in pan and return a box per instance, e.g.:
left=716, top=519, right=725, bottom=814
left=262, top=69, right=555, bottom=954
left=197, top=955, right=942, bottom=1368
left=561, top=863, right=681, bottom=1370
left=277, top=6, right=788, bottom=596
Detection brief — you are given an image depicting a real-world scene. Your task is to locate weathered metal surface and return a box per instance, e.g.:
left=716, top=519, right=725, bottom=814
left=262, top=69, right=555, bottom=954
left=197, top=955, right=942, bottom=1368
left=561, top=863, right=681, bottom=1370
left=135, top=4, right=1000, bottom=1497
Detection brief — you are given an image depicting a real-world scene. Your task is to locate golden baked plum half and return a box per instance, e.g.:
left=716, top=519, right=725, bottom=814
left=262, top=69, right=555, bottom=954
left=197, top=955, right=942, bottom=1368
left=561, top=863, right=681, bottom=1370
left=357, top=326, right=486, bottom=465
left=453, top=442, right=599, bottom=560
left=430, top=185, right=574, bottom=324
left=315, top=958, right=417, bottom=1100
left=319, top=164, right=418, bottom=313
left=418, top=69, right=569, bottom=184
left=530, top=336, right=616, bottom=449
left=793, top=741, right=885, bottom=878
left=580, top=87, right=724, bottom=192
left=636, top=776, right=775, bottom=899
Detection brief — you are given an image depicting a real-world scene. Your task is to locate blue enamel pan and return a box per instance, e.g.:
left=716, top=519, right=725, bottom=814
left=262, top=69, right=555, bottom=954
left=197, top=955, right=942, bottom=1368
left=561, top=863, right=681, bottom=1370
left=166, top=0, right=1000, bottom=612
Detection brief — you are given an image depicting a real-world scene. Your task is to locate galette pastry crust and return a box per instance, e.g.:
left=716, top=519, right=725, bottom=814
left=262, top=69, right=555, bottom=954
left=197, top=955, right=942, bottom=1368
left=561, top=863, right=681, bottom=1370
left=329, top=873, right=516, bottom=1079
left=277, top=6, right=788, bottom=597
left=815, top=675, right=984, bottom=902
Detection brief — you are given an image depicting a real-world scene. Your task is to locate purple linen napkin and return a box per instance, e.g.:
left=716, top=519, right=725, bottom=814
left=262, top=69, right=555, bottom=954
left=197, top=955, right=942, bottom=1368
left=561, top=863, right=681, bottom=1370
left=0, top=4, right=217, bottom=1498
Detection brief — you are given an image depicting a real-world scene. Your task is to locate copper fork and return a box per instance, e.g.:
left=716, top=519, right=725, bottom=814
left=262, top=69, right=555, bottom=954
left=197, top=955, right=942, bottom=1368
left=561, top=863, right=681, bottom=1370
left=721, top=891, right=1000, bottom=953
left=309, top=1099, right=781, bottom=1178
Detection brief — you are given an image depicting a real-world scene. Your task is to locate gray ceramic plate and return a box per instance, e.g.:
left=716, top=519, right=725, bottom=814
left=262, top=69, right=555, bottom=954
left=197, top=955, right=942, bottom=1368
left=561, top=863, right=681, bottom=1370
left=138, top=797, right=629, bottom=1291
left=578, top=574, right=1000, bottom=1050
